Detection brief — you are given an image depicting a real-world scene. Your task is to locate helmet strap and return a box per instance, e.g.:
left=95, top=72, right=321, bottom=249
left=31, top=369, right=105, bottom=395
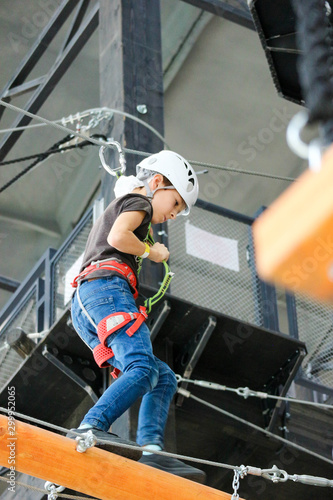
left=140, top=174, right=175, bottom=200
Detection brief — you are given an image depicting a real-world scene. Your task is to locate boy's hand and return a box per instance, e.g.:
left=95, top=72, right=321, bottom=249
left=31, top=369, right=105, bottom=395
left=148, top=242, right=170, bottom=263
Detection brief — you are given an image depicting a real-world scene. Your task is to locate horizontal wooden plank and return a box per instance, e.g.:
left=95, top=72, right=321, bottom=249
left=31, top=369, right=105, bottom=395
left=0, top=415, right=236, bottom=500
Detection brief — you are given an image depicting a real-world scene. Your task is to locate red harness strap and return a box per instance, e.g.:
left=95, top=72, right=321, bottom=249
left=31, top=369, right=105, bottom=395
left=93, top=306, right=148, bottom=378
left=71, top=259, right=138, bottom=298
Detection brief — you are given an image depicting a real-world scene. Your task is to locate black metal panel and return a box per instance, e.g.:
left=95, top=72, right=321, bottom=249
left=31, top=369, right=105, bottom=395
left=140, top=283, right=305, bottom=406
left=248, top=0, right=333, bottom=105
left=180, top=0, right=254, bottom=30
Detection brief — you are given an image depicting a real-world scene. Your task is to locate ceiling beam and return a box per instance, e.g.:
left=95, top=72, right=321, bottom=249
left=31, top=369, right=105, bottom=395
left=180, top=0, right=254, bottom=30
left=0, top=1, right=98, bottom=161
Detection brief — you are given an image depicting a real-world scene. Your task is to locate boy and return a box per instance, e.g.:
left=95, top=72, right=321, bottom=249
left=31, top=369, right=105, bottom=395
left=69, top=150, right=205, bottom=483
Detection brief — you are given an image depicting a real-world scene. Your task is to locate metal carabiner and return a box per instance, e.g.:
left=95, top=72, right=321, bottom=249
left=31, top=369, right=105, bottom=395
left=99, top=139, right=126, bottom=177
left=286, top=110, right=325, bottom=172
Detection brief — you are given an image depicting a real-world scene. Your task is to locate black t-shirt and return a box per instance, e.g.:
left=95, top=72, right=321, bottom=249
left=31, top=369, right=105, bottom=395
left=79, top=193, right=152, bottom=283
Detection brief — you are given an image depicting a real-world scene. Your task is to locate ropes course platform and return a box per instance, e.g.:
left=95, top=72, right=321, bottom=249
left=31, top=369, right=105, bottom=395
left=0, top=288, right=332, bottom=499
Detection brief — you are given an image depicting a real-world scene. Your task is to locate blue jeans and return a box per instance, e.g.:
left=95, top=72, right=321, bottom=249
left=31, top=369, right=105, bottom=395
left=71, top=275, right=177, bottom=448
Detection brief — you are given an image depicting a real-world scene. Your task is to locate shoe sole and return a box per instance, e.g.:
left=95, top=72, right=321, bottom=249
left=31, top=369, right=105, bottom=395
left=139, top=461, right=206, bottom=484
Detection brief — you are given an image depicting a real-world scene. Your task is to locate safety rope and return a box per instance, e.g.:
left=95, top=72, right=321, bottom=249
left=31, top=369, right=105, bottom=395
left=175, top=375, right=333, bottom=410
left=144, top=261, right=174, bottom=314
left=0, top=104, right=170, bottom=148
left=123, top=147, right=296, bottom=182
left=0, top=133, right=106, bottom=166
left=0, top=100, right=296, bottom=183
left=0, top=134, right=73, bottom=166
left=0, top=134, right=104, bottom=194
left=177, top=387, right=333, bottom=466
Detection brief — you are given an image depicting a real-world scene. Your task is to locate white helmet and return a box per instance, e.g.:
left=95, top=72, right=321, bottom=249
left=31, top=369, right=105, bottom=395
left=136, top=150, right=199, bottom=215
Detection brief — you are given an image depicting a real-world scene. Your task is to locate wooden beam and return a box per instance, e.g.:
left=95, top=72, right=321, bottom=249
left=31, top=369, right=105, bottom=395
left=253, top=143, right=333, bottom=303
left=0, top=415, right=236, bottom=500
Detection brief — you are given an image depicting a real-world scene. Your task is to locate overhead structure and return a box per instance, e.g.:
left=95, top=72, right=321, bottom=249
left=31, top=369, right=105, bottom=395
left=181, top=0, right=254, bottom=29
left=0, top=0, right=99, bottom=161
left=251, top=0, right=333, bottom=303
left=248, top=0, right=333, bottom=105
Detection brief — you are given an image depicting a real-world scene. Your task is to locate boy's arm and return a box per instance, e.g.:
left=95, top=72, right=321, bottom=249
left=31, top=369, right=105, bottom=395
left=107, top=211, right=169, bottom=263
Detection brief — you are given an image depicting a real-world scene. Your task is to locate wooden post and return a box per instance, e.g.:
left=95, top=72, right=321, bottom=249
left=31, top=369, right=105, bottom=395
left=0, top=415, right=237, bottom=500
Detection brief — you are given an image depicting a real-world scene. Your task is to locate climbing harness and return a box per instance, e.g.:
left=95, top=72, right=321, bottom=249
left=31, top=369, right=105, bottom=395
left=94, top=306, right=148, bottom=372
left=72, top=256, right=173, bottom=377
left=71, top=259, right=138, bottom=296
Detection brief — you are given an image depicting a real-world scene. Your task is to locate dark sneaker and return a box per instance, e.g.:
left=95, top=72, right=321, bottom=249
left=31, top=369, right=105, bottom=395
left=139, top=453, right=206, bottom=483
left=66, top=428, right=142, bottom=461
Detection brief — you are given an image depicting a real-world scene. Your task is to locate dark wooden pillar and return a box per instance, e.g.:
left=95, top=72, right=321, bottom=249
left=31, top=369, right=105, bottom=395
left=98, top=1, right=175, bottom=450
left=99, top=0, right=165, bottom=203
left=99, top=0, right=166, bottom=288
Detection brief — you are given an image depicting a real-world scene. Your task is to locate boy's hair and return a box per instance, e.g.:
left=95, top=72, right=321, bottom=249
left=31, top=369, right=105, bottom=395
left=161, top=175, right=172, bottom=187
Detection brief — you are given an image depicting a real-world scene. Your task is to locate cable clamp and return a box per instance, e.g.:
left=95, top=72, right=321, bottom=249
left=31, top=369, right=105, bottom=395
left=75, top=429, right=97, bottom=453
left=177, top=387, right=191, bottom=398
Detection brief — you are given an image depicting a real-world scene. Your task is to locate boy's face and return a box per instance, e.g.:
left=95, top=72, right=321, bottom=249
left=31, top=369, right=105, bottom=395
left=150, top=175, right=186, bottom=224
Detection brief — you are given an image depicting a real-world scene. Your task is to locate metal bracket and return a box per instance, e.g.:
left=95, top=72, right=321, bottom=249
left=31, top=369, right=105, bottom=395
left=147, top=300, right=171, bottom=342
left=264, top=348, right=307, bottom=432
left=176, top=315, right=217, bottom=407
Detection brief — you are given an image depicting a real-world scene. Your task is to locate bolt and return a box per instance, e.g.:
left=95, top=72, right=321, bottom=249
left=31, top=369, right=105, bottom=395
left=137, top=104, right=148, bottom=114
